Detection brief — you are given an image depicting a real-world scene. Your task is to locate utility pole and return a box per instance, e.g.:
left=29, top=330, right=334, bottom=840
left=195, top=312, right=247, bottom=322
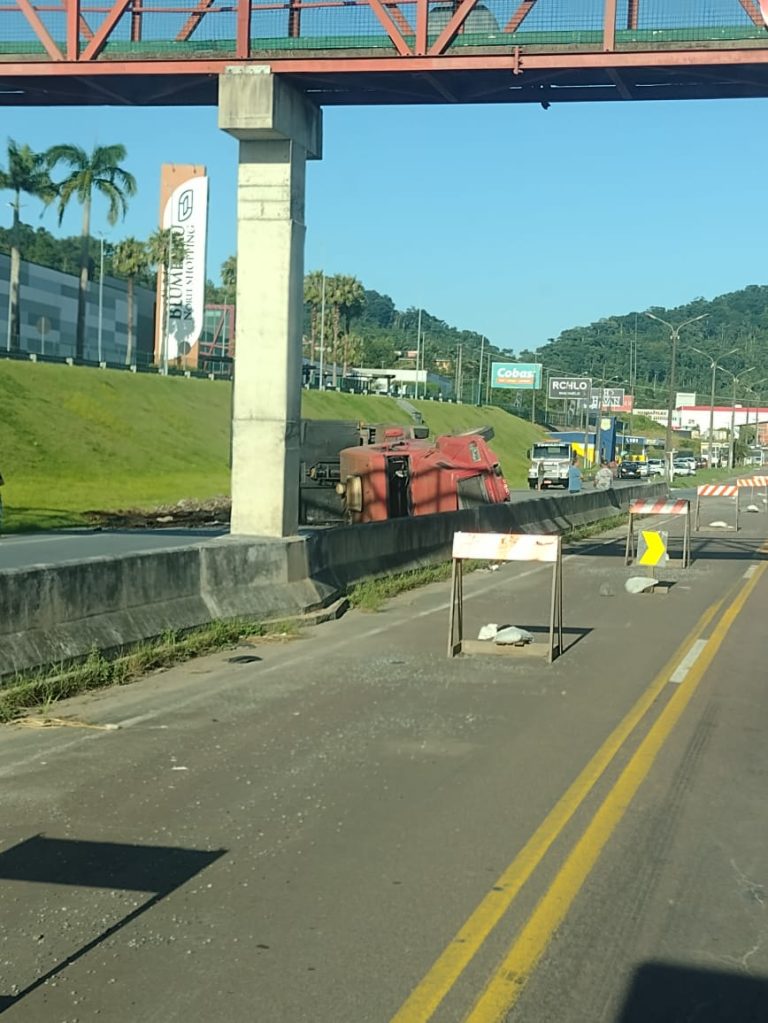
left=97, top=234, right=105, bottom=365
left=476, top=335, right=485, bottom=405
left=645, top=312, right=708, bottom=480
left=722, top=367, right=755, bottom=468
left=318, top=271, right=326, bottom=390
left=414, top=308, right=422, bottom=399
left=691, top=346, right=737, bottom=466
left=455, top=344, right=462, bottom=401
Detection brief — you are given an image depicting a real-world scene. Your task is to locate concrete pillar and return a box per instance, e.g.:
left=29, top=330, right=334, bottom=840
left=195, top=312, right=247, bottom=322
left=219, top=68, right=322, bottom=537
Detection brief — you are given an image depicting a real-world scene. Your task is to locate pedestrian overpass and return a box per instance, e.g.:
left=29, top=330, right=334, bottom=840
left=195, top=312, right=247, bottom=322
left=3, top=0, right=768, bottom=105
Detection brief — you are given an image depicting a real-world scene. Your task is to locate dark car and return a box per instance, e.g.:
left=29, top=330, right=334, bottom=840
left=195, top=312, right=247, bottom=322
left=618, top=460, right=642, bottom=480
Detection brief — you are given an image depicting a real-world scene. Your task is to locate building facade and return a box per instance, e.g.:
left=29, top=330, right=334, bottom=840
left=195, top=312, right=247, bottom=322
left=0, top=253, right=156, bottom=366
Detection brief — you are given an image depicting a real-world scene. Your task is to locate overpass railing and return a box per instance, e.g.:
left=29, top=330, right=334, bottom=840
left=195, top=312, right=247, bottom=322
left=1, top=0, right=767, bottom=63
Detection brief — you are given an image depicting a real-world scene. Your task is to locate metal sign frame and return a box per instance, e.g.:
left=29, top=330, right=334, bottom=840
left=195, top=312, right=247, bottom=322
left=447, top=532, right=563, bottom=664
left=625, top=500, right=691, bottom=569
left=694, top=485, right=740, bottom=532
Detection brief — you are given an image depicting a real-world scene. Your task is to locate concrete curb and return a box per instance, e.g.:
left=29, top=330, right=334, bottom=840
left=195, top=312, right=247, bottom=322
left=0, top=483, right=663, bottom=678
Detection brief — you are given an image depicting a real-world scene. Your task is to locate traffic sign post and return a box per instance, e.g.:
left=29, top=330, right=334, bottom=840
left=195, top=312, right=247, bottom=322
left=447, top=532, right=563, bottom=664
left=694, top=484, right=740, bottom=532
left=625, top=499, right=691, bottom=569
left=637, top=529, right=669, bottom=567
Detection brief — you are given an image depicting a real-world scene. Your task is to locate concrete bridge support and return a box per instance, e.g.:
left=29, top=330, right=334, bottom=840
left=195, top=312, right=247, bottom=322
left=219, top=68, right=322, bottom=536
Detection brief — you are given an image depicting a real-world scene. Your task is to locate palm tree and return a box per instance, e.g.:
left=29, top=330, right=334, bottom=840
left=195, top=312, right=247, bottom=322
left=0, top=140, right=55, bottom=351
left=46, top=143, right=136, bottom=361
left=112, top=237, right=148, bottom=367
left=327, top=274, right=365, bottom=379
left=147, top=228, right=187, bottom=369
left=221, top=255, right=237, bottom=306
left=303, top=270, right=326, bottom=352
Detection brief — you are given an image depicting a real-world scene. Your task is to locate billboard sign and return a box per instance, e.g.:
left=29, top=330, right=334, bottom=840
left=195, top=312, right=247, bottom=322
left=547, top=376, right=592, bottom=401
left=589, top=387, right=626, bottom=411
left=676, top=392, right=696, bottom=408
left=491, top=362, right=542, bottom=390
left=155, top=164, right=208, bottom=369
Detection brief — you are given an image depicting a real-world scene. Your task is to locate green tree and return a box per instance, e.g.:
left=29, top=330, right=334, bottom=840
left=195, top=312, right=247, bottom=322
left=304, top=270, right=326, bottom=352
left=112, top=237, right=148, bottom=366
left=147, top=228, right=187, bottom=367
left=325, top=274, right=365, bottom=382
left=0, top=140, right=55, bottom=351
left=46, top=143, right=137, bottom=361
left=221, top=254, right=237, bottom=306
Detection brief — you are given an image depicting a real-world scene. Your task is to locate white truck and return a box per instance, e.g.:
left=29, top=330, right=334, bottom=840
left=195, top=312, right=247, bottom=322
left=527, top=440, right=575, bottom=490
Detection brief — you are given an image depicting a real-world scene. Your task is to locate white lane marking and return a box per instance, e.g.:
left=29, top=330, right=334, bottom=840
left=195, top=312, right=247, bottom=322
left=669, top=638, right=708, bottom=685
left=743, top=565, right=759, bottom=580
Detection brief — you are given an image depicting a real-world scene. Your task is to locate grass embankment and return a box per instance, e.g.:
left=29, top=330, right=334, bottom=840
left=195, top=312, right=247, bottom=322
left=1, top=361, right=232, bottom=532
left=1, top=361, right=544, bottom=532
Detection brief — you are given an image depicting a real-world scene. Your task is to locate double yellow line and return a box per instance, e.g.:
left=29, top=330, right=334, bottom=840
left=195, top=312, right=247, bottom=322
left=391, top=561, right=766, bottom=1023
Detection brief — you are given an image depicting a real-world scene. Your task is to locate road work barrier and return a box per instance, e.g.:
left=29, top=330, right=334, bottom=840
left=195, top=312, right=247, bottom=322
left=625, top=498, right=691, bottom=569
left=737, top=476, right=768, bottom=508
left=0, top=482, right=664, bottom=678
left=447, top=532, right=563, bottom=663
left=694, top=484, right=740, bottom=532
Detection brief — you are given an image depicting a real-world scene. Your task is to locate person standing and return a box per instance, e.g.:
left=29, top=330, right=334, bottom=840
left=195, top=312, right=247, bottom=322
left=568, top=455, right=582, bottom=494
left=537, top=459, right=545, bottom=491
left=594, top=461, right=613, bottom=491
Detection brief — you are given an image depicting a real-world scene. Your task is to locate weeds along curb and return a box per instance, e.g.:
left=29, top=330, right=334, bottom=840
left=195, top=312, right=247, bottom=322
left=347, top=513, right=630, bottom=612
left=0, top=618, right=292, bottom=724
left=1, top=516, right=629, bottom=722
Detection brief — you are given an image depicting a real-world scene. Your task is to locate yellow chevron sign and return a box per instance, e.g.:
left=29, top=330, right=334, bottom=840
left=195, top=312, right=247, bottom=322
left=638, top=530, right=668, bottom=566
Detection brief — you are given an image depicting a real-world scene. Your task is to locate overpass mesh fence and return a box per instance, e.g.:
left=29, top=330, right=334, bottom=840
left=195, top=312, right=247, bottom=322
left=0, top=0, right=765, bottom=55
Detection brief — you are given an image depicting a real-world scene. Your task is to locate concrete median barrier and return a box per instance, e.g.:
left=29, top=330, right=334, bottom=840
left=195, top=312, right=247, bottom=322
left=0, top=482, right=663, bottom=678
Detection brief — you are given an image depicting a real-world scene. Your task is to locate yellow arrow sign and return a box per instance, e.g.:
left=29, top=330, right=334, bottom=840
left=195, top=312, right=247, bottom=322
left=638, top=529, right=668, bottom=566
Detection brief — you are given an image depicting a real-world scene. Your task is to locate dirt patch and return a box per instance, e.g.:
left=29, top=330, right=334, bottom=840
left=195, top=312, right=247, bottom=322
left=85, top=496, right=231, bottom=529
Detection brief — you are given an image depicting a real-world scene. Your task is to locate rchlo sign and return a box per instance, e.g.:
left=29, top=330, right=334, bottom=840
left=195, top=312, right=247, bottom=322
left=491, top=362, right=542, bottom=390
left=547, top=376, right=592, bottom=400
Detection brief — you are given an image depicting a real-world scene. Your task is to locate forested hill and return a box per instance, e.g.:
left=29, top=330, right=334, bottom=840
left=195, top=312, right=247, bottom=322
left=528, top=285, right=768, bottom=406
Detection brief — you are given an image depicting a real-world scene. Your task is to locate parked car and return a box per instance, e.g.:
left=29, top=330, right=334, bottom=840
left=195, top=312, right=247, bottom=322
left=618, top=460, right=642, bottom=480
left=647, top=459, right=665, bottom=477
left=673, top=461, right=695, bottom=477
left=636, top=461, right=650, bottom=477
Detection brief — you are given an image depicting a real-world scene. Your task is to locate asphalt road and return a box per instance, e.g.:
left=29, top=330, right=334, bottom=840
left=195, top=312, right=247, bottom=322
left=0, top=481, right=645, bottom=571
left=1, top=493, right=767, bottom=1021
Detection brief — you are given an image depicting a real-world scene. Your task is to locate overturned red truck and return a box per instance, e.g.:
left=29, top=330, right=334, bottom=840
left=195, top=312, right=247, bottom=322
left=299, top=419, right=509, bottom=525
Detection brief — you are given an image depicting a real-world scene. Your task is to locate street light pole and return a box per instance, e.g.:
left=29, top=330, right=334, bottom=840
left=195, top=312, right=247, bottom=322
left=476, top=335, right=485, bottom=405
left=97, top=234, right=104, bottom=365
left=690, top=346, right=737, bottom=467
left=646, top=312, right=708, bottom=479
left=721, top=367, right=755, bottom=469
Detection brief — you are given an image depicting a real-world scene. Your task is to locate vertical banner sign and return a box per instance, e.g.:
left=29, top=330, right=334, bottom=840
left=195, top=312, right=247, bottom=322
left=154, top=164, right=208, bottom=370
left=491, top=362, right=542, bottom=390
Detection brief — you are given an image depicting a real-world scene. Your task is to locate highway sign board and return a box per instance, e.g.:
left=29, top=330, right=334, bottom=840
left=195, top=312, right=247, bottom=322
left=491, top=362, right=542, bottom=390
left=638, top=530, right=669, bottom=566
left=547, top=376, right=592, bottom=401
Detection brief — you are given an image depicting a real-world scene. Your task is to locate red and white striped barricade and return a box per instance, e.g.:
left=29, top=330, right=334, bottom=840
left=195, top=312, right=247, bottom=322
left=694, top=484, right=740, bottom=532
left=625, top=498, right=691, bottom=568
left=737, top=475, right=768, bottom=508
left=447, top=532, right=563, bottom=664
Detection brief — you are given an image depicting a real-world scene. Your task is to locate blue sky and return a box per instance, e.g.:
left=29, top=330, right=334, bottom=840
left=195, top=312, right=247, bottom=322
left=1, top=96, right=765, bottom=350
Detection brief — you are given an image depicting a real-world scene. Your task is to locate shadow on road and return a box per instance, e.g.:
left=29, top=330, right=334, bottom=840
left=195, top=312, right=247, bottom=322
left=0, top=835, right=225, bottom=1014
left=616, top=960, right=768, bottom=1022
